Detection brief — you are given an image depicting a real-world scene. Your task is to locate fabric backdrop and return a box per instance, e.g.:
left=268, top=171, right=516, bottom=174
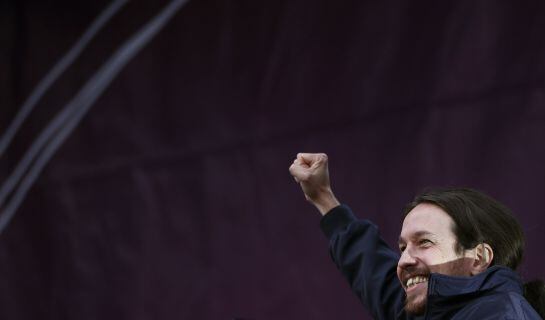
left=1, top=1, right=544, bottom=319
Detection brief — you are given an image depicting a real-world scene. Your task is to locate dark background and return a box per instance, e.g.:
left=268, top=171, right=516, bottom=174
left=1, top=1, right=545, bottom=319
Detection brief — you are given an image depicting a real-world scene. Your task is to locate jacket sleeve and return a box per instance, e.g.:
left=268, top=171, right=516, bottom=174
left=320, top=205, right=408, bottom=320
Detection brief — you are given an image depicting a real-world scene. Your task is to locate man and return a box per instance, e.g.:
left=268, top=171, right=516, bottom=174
left=289, top=153, right=544, bottom=319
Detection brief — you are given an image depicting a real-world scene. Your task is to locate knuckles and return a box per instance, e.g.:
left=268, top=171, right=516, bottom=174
left=317, top=153, right=328, bottom=163
left=289, top=153, right=329, bottom=180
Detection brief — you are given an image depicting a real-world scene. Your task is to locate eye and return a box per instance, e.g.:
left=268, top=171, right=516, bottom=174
left=398, top=244, right=406, bottom=253
left=418, top=239, right=433, bottom=247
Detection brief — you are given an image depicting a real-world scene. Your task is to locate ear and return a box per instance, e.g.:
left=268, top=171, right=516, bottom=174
left=470, top=243, right=494, bottom=275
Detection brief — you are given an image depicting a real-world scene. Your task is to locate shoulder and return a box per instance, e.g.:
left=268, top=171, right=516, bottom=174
left=455, top=291, right=541, bottom=320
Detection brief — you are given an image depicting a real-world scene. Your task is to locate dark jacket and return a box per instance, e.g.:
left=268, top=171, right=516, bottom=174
left=320, top=205, right=541, bottom=320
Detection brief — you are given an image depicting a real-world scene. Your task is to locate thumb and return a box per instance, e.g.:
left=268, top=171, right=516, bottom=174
left=297, top=153, right=326, bottom=167
left=289, top=160, right=310, bottom=181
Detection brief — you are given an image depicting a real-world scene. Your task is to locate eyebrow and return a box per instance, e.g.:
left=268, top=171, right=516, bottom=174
left=398, top=230, right=436, bottom=245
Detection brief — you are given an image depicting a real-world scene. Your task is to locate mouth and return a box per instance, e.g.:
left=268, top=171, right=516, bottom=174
left=404, top=275, right=429, bottom=291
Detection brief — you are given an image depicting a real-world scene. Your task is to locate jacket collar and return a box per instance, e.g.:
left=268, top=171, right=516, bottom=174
left=423, top=266, right=523, bottom=319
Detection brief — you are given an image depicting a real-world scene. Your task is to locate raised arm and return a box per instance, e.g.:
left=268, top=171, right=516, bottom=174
left=289, top=153, right=407, bottom=320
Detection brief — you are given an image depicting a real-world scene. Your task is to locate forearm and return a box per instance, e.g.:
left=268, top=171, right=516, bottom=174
left=308, top=188, right=340, bottom=216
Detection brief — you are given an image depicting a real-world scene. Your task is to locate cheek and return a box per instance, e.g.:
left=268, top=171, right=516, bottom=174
left=439, top=245, right=463, bottom=261
left=422, top=248, right=452, bottom=266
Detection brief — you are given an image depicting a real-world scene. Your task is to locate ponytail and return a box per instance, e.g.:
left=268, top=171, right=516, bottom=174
left=524, top=279, right=545, bottom=318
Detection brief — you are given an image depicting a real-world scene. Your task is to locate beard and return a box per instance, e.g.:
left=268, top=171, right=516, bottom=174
left=404, top=284, right=428, bottom=315
left=402, top=257, right=474, bottom=315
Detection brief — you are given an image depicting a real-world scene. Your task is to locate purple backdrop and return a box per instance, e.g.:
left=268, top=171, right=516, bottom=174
left=1, top=1, right=545, bottom=319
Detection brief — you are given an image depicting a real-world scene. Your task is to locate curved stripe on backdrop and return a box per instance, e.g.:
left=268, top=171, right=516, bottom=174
left=0, top=0, right=192, bottom=235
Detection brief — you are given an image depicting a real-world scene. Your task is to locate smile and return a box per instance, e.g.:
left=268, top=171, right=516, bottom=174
left=406, top=275, right=428, bottom=289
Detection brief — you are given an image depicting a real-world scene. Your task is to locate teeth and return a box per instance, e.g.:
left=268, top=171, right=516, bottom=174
left=406, top=276, right=428, bottom=288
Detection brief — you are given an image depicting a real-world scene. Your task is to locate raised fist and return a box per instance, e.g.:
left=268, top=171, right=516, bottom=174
left=289, top=153, right=339, bottom=215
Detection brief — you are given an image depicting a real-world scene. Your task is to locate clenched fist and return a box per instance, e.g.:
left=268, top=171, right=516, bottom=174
left=289, top=153, right=340, bottom=215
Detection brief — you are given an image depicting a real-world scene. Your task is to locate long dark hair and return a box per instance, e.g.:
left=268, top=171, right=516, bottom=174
left=403, top=187, right=545, bottom=317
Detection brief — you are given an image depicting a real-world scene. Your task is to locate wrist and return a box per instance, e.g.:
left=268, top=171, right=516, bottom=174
left=310, top=189, right=340, bottom=216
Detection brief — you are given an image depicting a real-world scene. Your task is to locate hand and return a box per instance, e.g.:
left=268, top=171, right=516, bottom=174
left=289, top=153, right=340, bottom=215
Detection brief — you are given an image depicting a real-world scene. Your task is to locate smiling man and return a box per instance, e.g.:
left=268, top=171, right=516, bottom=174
left=289, top=153, right=544, bottom=319
left=397, top=203, right=492, bottom=315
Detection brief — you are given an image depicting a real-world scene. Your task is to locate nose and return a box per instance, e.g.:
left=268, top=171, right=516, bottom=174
left=398, top=247, right=417, bottom=269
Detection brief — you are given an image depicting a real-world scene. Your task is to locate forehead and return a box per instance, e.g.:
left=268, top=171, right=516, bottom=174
left=400, top=203, right=456, bottom=241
